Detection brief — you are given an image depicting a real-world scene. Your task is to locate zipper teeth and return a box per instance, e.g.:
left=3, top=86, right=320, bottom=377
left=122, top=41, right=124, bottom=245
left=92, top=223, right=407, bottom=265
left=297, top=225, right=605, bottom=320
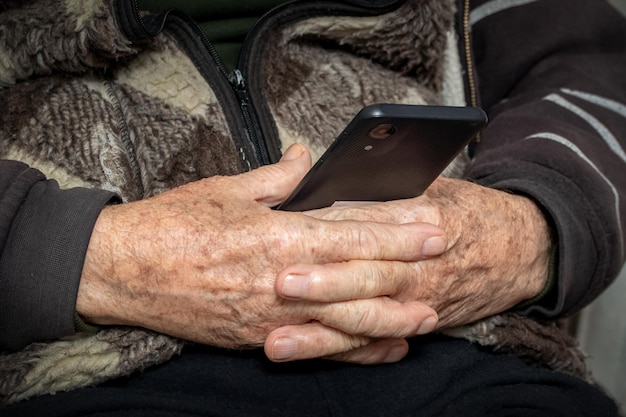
left=238, top=0, right=405, bottom=69
left=128, top=0, right=153, bottom=38
left=237, top=0, right=299, bottom=69
left=463, top=0, right=482, bottom=144
left=131, top=0, right=231, bottom=79
left=166, top=13, right=268, bottom=164
left=236, top=0, right=408, bottom=163
left=187, top=20, right=231, bottom=79
left=230, top=70, right=269, bottom=165
left=241, top=101, right=265, bottom=163
left=463, top=0, right=478, bottom=108
left=130, top=0, right=144, bottom=28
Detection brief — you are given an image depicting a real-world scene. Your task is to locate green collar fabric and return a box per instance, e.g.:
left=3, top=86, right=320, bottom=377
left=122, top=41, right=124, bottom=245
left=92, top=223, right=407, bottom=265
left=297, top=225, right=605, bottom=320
left=138, top=0, right=285, bottom=70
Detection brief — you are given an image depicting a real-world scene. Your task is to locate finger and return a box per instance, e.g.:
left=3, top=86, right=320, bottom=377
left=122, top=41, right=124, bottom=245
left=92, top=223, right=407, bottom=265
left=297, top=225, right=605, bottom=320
left=265, top=323, right=409, bottom=364
left=312, top=298, right=438, bottom=339
left=325, top=338, right=409, bottom=364
left=306, top=221, right=447, bottom=264
left=265, top=322, right=370, bottom=362
left=277, top=260, right=419, bottom=301
left=234, top=143, right=312, bottom=206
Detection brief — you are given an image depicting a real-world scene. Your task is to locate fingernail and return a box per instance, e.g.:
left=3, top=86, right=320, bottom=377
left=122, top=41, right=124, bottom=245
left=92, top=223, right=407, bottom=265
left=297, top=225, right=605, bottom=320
left=417, top=316, right=438, bottom=335
left=271, top=337, right=297, bottom=361
left=422, top=236, right=446, bottom=257
left=281, top=274, right=310, bottom=299
left=280, top=144, right=304, bottom=161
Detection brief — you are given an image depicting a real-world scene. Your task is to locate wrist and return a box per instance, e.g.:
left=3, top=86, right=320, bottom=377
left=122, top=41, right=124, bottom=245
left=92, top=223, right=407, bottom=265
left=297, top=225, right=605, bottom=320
left=513, top=193, right=555, bottom=303
left=76, top=204, right=127, bottom=326
left=515, top=245, right=558, bottom=310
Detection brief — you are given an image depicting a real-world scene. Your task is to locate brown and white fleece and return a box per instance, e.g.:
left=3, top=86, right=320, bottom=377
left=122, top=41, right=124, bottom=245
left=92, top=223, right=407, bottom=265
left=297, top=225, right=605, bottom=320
left=0, top=0, right=592, bottom=405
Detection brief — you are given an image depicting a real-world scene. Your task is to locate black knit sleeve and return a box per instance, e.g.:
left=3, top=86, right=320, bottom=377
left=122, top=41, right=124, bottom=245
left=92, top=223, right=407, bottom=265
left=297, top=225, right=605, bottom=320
left=466, top=0, right=626, bottom=317
left=0, top=160, right=117, bottom=351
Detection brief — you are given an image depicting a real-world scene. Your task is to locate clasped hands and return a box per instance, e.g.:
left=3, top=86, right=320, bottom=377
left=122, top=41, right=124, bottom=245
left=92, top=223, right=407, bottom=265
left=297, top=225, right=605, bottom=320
left=78, top=144, right=551, bottom=365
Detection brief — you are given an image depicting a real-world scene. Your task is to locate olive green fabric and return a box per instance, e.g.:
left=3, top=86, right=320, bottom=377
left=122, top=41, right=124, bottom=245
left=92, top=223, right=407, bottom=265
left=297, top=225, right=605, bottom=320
left=137, top=0, right=284, bottom=70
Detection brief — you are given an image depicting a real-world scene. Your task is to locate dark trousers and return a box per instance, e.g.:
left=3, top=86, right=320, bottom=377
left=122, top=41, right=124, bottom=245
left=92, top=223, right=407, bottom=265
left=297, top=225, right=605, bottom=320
left=4, top=335, right=618, bottom=417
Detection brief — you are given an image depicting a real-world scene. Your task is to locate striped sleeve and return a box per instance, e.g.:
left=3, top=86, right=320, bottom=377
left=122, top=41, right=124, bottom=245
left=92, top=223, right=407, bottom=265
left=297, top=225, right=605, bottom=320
left=465, top=0, right=626, bottom=317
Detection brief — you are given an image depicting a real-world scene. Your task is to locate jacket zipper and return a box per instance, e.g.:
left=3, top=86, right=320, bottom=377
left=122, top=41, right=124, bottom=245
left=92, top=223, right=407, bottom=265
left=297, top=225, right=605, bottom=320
left=229, top=1, right=303, bottom=165
left=234, top=0, right=407, bottom=164
left=120, top=0, right=265, bottom=169
left=462, top=0, right=478, bottom=109
left=228, top=69, right=270, bottom=166
left=170, top=12, right=273, bottom=167
left=158, top=1, right=384, bottom=167
left=122, top=0, right=468, bottom=166
left=118, top=0, right=160, bottom=38
left=460, top=0, right=481, bottom=145
left=178, top=20, right=272, bottom=168
left=463, top=0, right=478, bottom=106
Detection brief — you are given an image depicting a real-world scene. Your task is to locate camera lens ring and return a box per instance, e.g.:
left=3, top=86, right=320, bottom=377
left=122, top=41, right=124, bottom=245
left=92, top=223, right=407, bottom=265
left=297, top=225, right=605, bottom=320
left=368, top=124, right=396, bottom=140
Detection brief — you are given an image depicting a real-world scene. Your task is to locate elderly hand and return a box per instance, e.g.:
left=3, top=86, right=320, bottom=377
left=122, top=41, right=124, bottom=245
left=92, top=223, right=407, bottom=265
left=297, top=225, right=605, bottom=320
left=266, top=176, right=553, bottom=361
left=77, top=144, right=445, bottom=359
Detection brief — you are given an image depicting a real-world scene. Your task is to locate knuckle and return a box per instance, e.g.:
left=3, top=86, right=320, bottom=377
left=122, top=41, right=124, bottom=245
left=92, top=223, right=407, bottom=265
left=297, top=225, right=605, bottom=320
left=355, top=226, right=382, bottom=259
left=354, top=307, right=374, bottom=334
left=387, top=302, right=421, bottom=338
left=345, top=333, right=370, bottom=351
left=360, top=266, right=381, bottom=296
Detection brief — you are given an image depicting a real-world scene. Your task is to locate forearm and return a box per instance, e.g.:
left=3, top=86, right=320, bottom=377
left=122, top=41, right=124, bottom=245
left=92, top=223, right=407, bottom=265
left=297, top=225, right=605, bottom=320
left=469, top=0, right=626, bottom=316
left=0, top=161, right=117, bottom=351
left=466, top=99, right=625, bottom=316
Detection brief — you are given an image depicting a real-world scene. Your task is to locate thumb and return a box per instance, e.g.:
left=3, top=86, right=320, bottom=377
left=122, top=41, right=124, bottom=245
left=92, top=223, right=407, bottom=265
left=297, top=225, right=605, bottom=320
left=237, top=144, right=312, bottom=206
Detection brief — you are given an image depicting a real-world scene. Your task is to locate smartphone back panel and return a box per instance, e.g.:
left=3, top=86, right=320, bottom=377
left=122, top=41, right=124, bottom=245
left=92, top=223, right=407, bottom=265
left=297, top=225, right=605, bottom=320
left=278, top=104, right=487, bottom=211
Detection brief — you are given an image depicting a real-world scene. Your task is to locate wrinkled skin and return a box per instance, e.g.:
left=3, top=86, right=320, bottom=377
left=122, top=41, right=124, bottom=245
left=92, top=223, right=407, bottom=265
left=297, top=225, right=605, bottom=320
left=77, top=145, right=446, bottom=364
left=267, top=175, right=552, bottom=362
left=78, top=144, right=551, bottom=364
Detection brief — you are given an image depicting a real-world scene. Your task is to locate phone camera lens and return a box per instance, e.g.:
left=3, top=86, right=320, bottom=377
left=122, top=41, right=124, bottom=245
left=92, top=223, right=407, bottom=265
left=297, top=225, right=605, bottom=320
left=368, top=124, right=396, bottom=140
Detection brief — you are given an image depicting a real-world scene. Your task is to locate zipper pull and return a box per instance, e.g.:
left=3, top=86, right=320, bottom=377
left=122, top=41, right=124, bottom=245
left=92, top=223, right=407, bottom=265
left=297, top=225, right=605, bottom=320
left=227, top=69, right=270, bottom=165
left=229, top=69, right=247, bottom=101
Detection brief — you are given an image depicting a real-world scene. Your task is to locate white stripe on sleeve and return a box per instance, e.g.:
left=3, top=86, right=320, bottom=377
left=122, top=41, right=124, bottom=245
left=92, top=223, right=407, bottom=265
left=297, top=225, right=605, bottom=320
left=470, top=0, right=539, bottom=26
left=561, top=88, right=626, bottom=119
left=526, top=132, right=623, bottom=255
left=543, top=94, right=626, bottom=164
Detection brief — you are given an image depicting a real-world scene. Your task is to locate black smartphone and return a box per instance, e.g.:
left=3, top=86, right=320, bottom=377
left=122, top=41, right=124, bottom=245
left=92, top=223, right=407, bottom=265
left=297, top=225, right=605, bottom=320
left=277, top=103, right=487, bottom=211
